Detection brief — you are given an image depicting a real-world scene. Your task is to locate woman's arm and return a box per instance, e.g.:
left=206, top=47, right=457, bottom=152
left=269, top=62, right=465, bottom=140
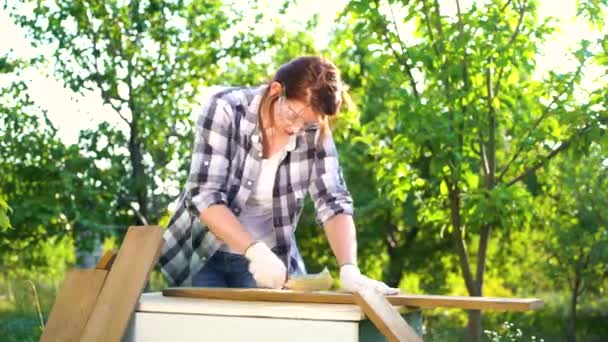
left=308, top=130, right=354, bottom=225
left=323, top=213, right=357, bottom=266
left=325, top=213, right=399, bottom=295
left=199, top=205, right=254, bottom=254
left=309, top=131, right=398, bottom=294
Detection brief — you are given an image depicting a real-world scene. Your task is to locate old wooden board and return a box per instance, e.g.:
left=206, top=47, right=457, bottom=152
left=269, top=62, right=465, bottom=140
left=80, top=226, right=164, bottom=342
left=163, top=287, right=543, bottom=312
left=40, top=269, right=107, bottom=342
left=354, top=289, right=422, bottom=342
left=95, top=249, right=117, bottom=270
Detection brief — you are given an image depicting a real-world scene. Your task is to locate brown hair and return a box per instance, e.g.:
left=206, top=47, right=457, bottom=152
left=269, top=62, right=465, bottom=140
left=258, top=56, right=353, bottom=148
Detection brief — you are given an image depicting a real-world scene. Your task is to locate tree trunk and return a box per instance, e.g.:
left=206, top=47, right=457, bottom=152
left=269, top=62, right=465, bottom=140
left=467, top=224, right=491, bottom=342
left=384, top=245, right=405, bottom=288
left=567, top=275, right=581, bottom=342
left=74, top=231, right=103, bottom=268
left=448, top=182, right=484, bottom=342
left=127, top=68, right=149, bottom=225
left=383, top=225, right=419, bottom=288
left=128, top=118, right=149, bottom=225
left=467, top=309, right=482, bottom=342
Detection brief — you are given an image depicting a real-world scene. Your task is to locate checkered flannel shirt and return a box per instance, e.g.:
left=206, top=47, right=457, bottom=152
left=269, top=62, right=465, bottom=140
left=159, top=86, right=354, bottom=286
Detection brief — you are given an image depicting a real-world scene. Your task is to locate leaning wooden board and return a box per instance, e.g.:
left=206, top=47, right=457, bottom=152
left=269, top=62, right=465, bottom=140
left=163, top=287, right=543, bottom=312
left=354, top=289, right=422, bottom=342
left=80, top=226, right=164, bottom=342
left=39, top=269, right=108, bottom=342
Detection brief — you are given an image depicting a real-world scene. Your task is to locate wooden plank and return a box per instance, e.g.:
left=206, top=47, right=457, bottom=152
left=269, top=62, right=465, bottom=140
left=96, top=249, right=117, bottom=270
left=162, top=287, right=544, bottom=312
left=354, top=289, right=421, bottom=342
left=40, top=269, right=107, bottom=342
left=81, top=226, right=164, bottom=342
left=391, top=293, right=544, bottom=311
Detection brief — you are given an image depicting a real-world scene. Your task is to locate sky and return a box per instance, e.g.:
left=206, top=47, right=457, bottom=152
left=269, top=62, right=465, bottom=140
left=0, top=0, right=605, bottom=145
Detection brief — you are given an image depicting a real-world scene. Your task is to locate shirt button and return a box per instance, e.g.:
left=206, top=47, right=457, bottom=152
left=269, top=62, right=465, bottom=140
left=203, top=161, right=210, bottom=166
left=257, top=152, right=263, bottom=158
left=247, top=180, right=253, bottom=186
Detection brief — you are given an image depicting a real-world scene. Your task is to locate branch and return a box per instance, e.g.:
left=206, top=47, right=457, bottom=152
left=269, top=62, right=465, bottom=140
left=576, top=252, right=591, bottom=296
left=496, top=96, right=557, bottom=182
left=129, top=202, right=149, bottom=225
left=577, top=279, right=587, bottom=297
left=455, top=0, right=471, bottom=92
left=91, top=30, right=131, bottom=126
left=486, top=59, right=496, bottom=184
left=581, top=251, right=591, bottom=270
left=493, top=0, right=527, bottom=97
left=475, top=224, right=491, bottom=294
left=373, top=0, right=420, bottom=99
left=499, top=0, right=514, bottom=13
left=478, top=129, right=490, bottom=178
left=422, top=0, right=456, bottom=109
left=506, top=122, right=593, bottom=186
left=454, top=0, right=471, bottom=154
left=498, top=64, right=584, bottom=183
left=446, top=177, right=478, bottom=295
left=433, top=0, right=445, bottom=37
left=420, top=0, right=441, bottom=56
left=388, top=0, right=420, bottom=98
left=546, top=248, right=573, bottom=290
left=388, top=2, right=406, bottom=56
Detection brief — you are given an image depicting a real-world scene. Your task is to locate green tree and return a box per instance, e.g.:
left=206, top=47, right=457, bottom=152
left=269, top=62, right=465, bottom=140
left=0, top=53, right=74, bottom=274
left=537, top=146, right=608, bottom=342
left=329, top=0, right=607, bottom=339
left=0, top=51, right=127, bottom=271
left=8, top=0, right=233, bottom=227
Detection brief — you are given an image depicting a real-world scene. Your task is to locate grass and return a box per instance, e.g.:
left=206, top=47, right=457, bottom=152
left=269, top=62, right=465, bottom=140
left=0, top=279, right=48, bottom=342
left=0, top=267, right=167, bottom=342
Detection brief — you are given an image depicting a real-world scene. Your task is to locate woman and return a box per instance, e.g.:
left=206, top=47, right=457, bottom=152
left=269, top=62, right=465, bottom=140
left=159, top=56, right=398, bottom=295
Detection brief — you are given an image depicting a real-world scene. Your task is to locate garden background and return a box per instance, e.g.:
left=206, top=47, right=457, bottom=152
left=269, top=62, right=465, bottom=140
left=1, top=0, right=607, bottom=341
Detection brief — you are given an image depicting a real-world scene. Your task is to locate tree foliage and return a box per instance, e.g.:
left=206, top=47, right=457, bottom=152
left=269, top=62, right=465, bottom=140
left=326, top=0, right=607, bottom=339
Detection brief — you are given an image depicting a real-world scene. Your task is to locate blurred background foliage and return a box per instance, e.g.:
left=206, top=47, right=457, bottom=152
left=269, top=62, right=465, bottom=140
left=0, top=0, right=607, bottom=341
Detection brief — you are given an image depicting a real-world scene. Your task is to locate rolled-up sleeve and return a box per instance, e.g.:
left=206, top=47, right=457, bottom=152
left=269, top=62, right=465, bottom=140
left=185, top=97, right=233, bottom=217
left=308, top=131, right=354, bottom=225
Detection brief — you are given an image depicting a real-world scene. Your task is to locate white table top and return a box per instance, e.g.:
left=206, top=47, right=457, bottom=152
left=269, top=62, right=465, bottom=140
left=136, top=292, right=370, bottom=321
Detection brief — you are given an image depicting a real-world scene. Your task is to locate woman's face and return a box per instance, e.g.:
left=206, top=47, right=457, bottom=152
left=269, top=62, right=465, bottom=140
left=274, top=96, right=319, bottom=136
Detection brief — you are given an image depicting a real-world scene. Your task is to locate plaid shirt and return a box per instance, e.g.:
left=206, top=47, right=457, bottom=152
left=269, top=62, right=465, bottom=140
left=159, top=86, right=354, bottom=287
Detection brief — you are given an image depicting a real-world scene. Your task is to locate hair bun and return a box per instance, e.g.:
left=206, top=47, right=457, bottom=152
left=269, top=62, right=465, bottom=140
left=317, top=84, right=340, bottom=115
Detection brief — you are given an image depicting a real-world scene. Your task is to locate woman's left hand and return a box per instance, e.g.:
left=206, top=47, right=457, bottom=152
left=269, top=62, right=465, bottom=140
left=339, top=264, right=400, bottom=295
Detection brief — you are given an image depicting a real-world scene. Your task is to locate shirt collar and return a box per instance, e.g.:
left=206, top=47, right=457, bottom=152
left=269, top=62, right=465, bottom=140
left=247, top=86, right=265, bottom=116
left=247, top=86, right=265, bottom=147
left=246, top=85, right=305, bottom=152
left=286, top=134, right=297, bottom=151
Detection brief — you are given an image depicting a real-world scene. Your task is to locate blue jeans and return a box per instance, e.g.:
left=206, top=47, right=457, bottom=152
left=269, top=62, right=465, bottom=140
left=192, top=251, right=257, bottom=288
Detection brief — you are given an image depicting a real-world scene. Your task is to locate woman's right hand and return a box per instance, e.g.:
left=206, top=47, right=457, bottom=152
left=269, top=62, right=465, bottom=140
left=244, top=242, right=287, bottom=289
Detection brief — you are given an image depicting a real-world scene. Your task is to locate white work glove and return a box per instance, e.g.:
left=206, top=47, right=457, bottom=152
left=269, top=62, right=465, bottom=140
left=244, top=242, right=287, bottom=289
left=340, top=264, right=400, bottom=295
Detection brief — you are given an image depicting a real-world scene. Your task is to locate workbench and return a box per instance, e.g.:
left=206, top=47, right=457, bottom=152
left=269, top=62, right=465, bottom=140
left=41, top=228, right=542, bottom=342
left=123, top=292, right=423, bottom=341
